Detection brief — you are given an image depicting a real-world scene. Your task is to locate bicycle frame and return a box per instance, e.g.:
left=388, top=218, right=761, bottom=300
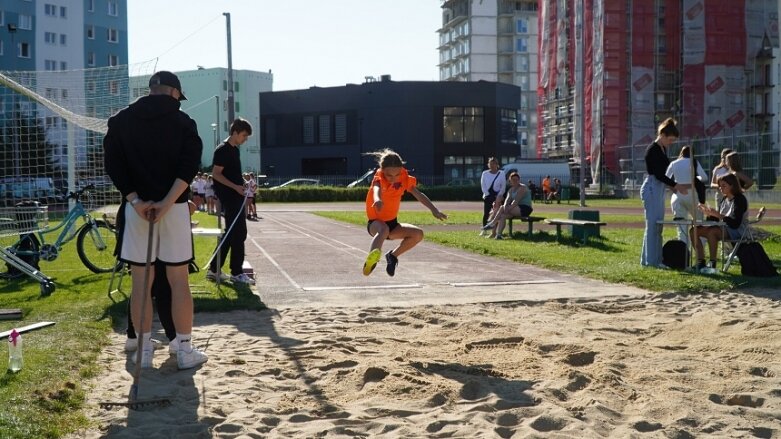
left=35, top=201, right=95, bottom=251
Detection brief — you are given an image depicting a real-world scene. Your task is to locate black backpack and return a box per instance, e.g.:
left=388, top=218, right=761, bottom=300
left=736, top=242, right=778, bottom=277
left=662, top=240, right=689, bottom=270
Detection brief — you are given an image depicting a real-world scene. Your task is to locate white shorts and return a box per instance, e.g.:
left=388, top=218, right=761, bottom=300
left=120, top=202, right=193, bottom=265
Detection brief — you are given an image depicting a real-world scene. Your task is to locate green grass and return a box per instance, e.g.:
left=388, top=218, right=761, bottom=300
left=0, top=211, right=264, bottom=439
left=316, top=210, right=781, bottom=294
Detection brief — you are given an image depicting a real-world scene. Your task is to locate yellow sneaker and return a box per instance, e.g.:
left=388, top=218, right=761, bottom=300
left=362, top=249, right=381, bottom=276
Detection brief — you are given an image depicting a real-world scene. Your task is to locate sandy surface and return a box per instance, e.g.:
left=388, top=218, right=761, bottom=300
left=74, top=289, right=781, bottom=438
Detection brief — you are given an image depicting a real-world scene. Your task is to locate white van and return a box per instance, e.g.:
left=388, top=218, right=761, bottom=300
left=501, top=160, right=571, bottom=186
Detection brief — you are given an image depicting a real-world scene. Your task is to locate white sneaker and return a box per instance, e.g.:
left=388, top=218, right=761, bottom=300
left=168, top=338, right=179, bottom=355
left=131, top=348, right=154, bottom=368
left=124, top=338, right=162, bottom=352
left=206, top=269, right=230, bottom=282
left=479, top=230, right=487, bottom=236
left=231, top=273, right=256, bottom=285
left=177, top=347, right=208, bottom=369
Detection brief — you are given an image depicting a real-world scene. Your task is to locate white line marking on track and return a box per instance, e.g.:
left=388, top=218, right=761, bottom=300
left=249, top=238, right=301, bottom=290
left=449, top=280, right=563, bottom=287
left=302, top=284, right=421, bottom=291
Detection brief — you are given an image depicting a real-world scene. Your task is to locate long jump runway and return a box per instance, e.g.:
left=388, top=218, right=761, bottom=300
left=242, top=212, right=648, bottom=309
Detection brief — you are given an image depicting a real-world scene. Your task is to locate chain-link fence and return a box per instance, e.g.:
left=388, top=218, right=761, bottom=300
left=618, top=132, right=780, bottom=200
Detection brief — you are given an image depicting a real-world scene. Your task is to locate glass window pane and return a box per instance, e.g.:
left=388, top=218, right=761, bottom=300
left=303, top=116, right=314, bottom=144
left=318, top=115, right=331, bottom=144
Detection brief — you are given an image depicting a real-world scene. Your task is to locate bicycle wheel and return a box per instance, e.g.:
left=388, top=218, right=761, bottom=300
left=76, top=221, right=120, bottom=273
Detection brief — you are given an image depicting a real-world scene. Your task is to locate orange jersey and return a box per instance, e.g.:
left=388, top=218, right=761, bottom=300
left=365, top=168, right=417, bottom=221
left=542, top=177, right=551, bottom=192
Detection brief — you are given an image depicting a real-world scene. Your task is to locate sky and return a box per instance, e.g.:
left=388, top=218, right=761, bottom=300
left=128, top=0, right=444, bottom=92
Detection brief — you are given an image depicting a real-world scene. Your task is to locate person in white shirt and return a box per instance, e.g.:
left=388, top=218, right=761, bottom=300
left=665, top=145, right=708, bottom=245
left=479, top=158, right=505, bottom=235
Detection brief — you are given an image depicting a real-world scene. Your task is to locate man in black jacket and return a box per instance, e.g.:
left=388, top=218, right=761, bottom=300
left=103, top=71, right=207, bottom=370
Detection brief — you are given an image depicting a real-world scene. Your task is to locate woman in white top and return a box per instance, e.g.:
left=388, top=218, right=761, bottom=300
left=479, top=158, right=505, bottom=233
left=665, top=146, right=708, bottom=245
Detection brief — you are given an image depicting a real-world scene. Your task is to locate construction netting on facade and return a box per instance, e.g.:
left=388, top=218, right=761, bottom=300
left=537, top=0, right=779, bottom=187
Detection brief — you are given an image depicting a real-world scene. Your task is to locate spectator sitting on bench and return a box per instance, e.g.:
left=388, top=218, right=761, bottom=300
left=542, top=175, right=552, bottom=203
left=481, top=171, right=533, bottom=239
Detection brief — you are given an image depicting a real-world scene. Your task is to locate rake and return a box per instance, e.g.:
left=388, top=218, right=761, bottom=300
left=100, top=210, right=171, bottom=410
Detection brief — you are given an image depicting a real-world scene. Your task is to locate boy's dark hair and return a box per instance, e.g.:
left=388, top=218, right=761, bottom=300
left=230, top=118, right=253, bottom=136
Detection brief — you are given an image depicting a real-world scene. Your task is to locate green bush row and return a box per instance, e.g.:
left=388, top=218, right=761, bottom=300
left=258, top=185, right=581, bottom=202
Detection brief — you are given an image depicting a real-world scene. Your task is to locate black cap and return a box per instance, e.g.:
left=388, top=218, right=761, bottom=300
left=149, top=71, right=187, bottom=101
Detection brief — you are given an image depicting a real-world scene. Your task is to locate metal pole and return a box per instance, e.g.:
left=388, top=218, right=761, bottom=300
left=574, top=0, right=586, bottom=206
left=214, top=95, right=220, bottom=144
left=223, top=13, right=235, bottom=124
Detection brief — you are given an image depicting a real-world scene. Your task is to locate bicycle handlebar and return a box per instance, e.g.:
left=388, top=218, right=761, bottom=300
left=67, top=184, right=95, bottom=201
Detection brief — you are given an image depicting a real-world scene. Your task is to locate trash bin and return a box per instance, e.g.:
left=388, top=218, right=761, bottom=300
left=568, top=209, right=600, bottom=241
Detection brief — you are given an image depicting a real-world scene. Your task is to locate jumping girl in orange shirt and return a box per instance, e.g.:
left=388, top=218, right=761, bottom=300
left=363, top=149, right=448, bottom=276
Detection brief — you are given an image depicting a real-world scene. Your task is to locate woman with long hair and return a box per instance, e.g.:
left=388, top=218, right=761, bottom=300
left=692, top=173, right=748, bottom=271
left=640, top=118, right=688, bottom=267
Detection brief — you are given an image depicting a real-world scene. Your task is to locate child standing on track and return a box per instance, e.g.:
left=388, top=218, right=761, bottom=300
left=363, top=149, right=448, bottom=277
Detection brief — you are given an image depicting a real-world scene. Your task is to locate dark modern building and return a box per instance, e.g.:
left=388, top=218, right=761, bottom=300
left=259, top=78, right=521, bottom=184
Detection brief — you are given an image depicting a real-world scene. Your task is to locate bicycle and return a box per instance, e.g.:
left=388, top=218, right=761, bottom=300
left=5, top=184, right=120, bottom=280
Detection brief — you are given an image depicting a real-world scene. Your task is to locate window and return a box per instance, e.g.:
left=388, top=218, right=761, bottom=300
left=500, top=109, right=518, bottom=144
left=44, top=88, right=55, bottom=99
left=60, top=34, right=66, bottom=45
left=516, top=37, right=528, bottom=52
left=87, top=26, right=94, bottom=39
left=302, top=116, right=315, bottom=144
left=109, top=80, right=119, bottom=95
left=318, top=115, right=331, bottom=144
left=234, top=81, right=239, bottom=92
left=61, top=89, right=68, bottom=99
left=516, top=18, right=528, bottom=33
left=443, top=156, right=483, bottom=182
left=60, top=61, right=67, bottom=70
left=235, top=101, right=240, bottom=112
left=45, top=60, right=57, bottom=71
left=107, top=28, right=118, bottom=43
left=264, top=118, right=276, bottom=146
left=108, top=0, right=119, bottom=16
left=88, top=0, right=94, bottom=12
left=0, top=40, right=3, bottom=56
left=0, top=11, right=4, bottom=26
left=223, top=80, right=228, bottom=90
left=87, top=81, right=96, bottom=92
left=45, top=4, right=57, bottom=16
left=45, top=32, right=57, bottom=44
left=443, top=107, right=484, bottom=143
left=108, top=54, right=118, bottom=66
left=87, top=52, right=95, bottom=66
left=334, top=114, right=347, bottom=143
left=60, top=6, right=67, bottom=18
left=19, top=15, right=32, bottom=30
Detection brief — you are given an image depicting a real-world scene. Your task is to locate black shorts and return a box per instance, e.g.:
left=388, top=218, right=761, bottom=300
left=367, top=218, right=400, bottom=235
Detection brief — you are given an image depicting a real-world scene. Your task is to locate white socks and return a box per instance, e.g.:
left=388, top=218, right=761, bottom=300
left=177, top=333, right=193, bottom=353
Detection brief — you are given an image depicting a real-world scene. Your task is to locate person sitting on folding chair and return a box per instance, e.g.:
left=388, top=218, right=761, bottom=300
left=691, top=173, right=747, bottom=271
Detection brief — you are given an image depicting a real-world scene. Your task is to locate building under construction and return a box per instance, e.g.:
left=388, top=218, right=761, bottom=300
left=537, top=0, right=780, bottom=186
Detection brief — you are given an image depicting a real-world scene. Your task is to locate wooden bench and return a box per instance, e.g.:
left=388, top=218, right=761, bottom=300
left=544, top=218, right=607, bottom=244
left=507, top=216, right=546, bottom=238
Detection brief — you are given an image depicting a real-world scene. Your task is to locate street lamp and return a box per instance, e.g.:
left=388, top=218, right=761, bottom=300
left=7, top=23, right=19, bottom=179
left=211, top=123, right=218, bottom=148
